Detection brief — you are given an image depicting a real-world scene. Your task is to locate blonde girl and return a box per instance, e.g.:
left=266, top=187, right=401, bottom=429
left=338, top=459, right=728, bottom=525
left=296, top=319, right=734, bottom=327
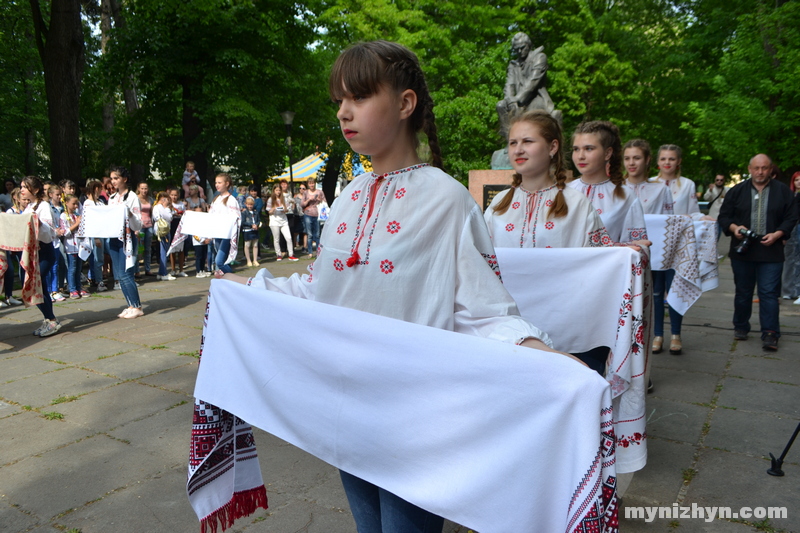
left=266, top=183, right=298, bottom=261
left=60, top=194, right=86, bottom=298
left=209, top=173, right=241, bottom=274
left=215, top=40, right=579, bottom=532
left=152, top=191, right=176, bottom=281
left=485, top=110, right=611, bottom=248
left=651, top=144, right=701, bottom=216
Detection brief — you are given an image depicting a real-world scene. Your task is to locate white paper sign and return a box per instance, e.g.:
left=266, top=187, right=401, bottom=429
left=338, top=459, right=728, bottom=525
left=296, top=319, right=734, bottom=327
left=180, top=210, right=238, bottom=239
left=81, top=204, right=126, bottom=238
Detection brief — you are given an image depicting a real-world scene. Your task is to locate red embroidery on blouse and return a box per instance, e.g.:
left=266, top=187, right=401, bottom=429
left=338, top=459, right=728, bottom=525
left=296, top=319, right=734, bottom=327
left=598, top=193, right=605, bottom=199
left=333, top=259, right=344, bottom=271
left=351, top=190, right=361, bottom=201
left=505, top=223, right=514, bottom=232
left=512, top=201, right=520, bottom=209
left=380, top=260, right=394, bottom=274
left=597, top=208, right=603, bottom=214
left=395, top=188, right=406, bottom=199
left=386, top=220, right=401, bottom=234
left=545, top=221, right=554, bottom=230
left=545, top=199, right=553, bottom=207
left=337, top=223, right=347, bottom=234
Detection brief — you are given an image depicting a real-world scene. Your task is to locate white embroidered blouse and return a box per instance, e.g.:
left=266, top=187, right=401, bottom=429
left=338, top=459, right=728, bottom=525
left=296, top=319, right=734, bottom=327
left=484, top=185, right=612, bottom=248
left=108, top=190, right=143, bottom=232
left=257, top=164, right=553, bottom=346
left=567, top=178, right=648, bottom=244
left=625, top=180, right=675, bottom=215
left=650, top=176, right=701, bottom=217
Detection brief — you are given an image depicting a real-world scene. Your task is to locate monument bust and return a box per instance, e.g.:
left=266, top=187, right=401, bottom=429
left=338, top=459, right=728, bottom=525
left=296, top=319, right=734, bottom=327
left=496, top=32, right=562, bottom=140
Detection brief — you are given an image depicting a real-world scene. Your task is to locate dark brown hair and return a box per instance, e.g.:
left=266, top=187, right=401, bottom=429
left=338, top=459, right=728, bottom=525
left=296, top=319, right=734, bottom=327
left=573, top=121, right=625, bottom=200
left=329, top=40, right=443, bottom=170
left=22, top=176, right=45, bottom=210
left=493, top=110, right=568, bottom=218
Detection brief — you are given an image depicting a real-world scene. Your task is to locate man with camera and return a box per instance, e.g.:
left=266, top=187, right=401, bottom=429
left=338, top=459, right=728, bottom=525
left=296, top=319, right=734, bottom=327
left=718, top=154, right=798, bottom=350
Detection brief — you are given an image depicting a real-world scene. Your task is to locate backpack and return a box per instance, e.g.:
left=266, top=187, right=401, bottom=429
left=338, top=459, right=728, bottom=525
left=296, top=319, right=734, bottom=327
left=155, top=217, right=170, bottom=239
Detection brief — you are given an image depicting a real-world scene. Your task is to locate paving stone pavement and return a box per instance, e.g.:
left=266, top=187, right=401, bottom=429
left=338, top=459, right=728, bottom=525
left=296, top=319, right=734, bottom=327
left=1, top=249, right=798, bottom=533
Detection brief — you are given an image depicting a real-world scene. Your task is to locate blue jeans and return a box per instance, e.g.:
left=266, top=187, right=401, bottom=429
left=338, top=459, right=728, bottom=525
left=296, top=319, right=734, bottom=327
left=137, top=226, right=154, bottom=274
left=37, top=242, right=56, bottom=320
left=653, top=269, right=683, bottom=336
left=730, top=257, right=782, bottom=338
left=66, top=254, right=83, bottom=293
left=194, top=243, right=208, bottom=273
left=214, top=239, right=232, bottom=274
left=206, top=242, right=215, bottom=271
left=4, top=250, right=17, bottom=298
left=339, top=471, right=444, bottom=533
left=50, top=246, right=66, bottom=293
left=108, top=235, right=141, bottom=308
left=89, top=238, right=104, bottom=284
left=304, top=214, right=320, bottom=255
left=158, top=236, right=170, bottom=276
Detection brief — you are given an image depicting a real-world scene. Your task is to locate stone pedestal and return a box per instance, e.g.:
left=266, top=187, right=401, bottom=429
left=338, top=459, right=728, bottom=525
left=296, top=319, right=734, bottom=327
left=468, top=169, right=515, bottom=210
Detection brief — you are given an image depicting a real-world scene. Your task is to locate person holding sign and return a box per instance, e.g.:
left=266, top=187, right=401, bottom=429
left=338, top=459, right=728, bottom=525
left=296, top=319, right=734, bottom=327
left=107, top=166, right=144, bottom=319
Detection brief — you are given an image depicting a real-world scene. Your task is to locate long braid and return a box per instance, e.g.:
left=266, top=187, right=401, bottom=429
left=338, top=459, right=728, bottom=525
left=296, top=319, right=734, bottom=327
left=492, top=173, right=523, bottom=215
left=549, top=151, right=569, bottom=219
left=573, top=121, right=625, bottom=199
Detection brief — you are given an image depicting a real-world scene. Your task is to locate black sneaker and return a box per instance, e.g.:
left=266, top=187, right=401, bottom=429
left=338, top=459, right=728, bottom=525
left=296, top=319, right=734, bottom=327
left=762, top=333, right=778, bottom=351
left=734, top=329, right=748, bottom=340
left=647, top=379, right=654, bottom=394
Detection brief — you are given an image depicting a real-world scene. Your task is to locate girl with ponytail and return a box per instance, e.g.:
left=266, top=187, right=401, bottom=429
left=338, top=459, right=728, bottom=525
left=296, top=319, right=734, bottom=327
left=485, top=110, right=611, bottom=248
left=624, top=139, right=674, bottom=215
left=568, top=121, right=650, bottom=247
left=216, top=40, right=584, bottom=532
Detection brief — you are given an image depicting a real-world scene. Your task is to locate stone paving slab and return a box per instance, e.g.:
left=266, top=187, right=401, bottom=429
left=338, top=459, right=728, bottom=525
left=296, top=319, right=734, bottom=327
left=54, top=382, right=186, bottom=434
left=79, top=347, right=191, bottom=380
left=1, top=355, right=64, bottom=382
left=0, top=367, right=119, bottom=408
left=644, top=397, right=709, bottom=444
left=108, top=401, right=194, bottom=467
left=0, top=500, right=40, bottom=532
left=647, top=367, right=720, bottom=405
left=137, top=362, right=198, bottom=396
left=704, top=408, right=800, bottom=457
left=624, top=438, right=697, bottom=506
left=728, top=353, right=800, bottom=386
left=0, top=410, right=91, bottom=467
left=716, top=377, right=800, bottom=417
left=685, top=449, right=798, bottom=532
left=650, top=349, right=730, bottom=377
left=107, top=321, right=200, bottom=345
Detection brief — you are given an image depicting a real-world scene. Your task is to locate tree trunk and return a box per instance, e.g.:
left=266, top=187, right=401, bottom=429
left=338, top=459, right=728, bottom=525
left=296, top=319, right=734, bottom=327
left=100, top=0, right=114, bottom=153
left=181, top=78, right=208, bottom=190
left=29, top=0, right=84, bottom=183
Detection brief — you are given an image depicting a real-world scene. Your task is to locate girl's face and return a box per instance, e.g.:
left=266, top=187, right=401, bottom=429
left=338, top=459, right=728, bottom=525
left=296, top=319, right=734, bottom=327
left=64, top=184, right=75, bottom=196
left=159, top=196, right=170, bottom=207
left=280, top=181, right=288, bottom=191
left=658, top=150, right=680, bottom=177
left=138, top=183, right=149, bottom=197
left=336, top=84, right=411, bottom=161
left=110, top=171, right=127, bottom=192
left=273, top=186, right=281, bottom=197
left=5, top=181, right=13, bottom=193
left=623, top=147, right=649, bottom=179
left=246, top=200, right=255, bottom=210
left=169, top=189, right=180, bottom=203
left=49, top=188, right=61, bottom=204
left=507, top=121, right=557, bottom=180
left=20, top=196, right=30, bottom=208
left=215, top=177, right=228, bottom=193
left=20, top=183, right=36, bottom=202
left=793, top=175, right=800, bottom=190
left=66, top=198, right=79, bottom=213
left=572, top=133, right=610, bottom=179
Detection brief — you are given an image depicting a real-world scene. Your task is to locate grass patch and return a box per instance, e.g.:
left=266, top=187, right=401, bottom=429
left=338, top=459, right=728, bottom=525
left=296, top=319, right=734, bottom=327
left=719, top=405, right=737, bottom=410
left=166, top=400, right=188, bottom=410
left=42, top=358, right=68, bottom=365
left=682, top=468, right=697, bottom=483
left=22, top=405, right=33, bottom=411
left=51, top=395, right=79, bottom=405
left=150, top=345, right=167, bottom=350
left=178, top=351, right=200, bottom=358
left=42, top=411, right=64, bottom=421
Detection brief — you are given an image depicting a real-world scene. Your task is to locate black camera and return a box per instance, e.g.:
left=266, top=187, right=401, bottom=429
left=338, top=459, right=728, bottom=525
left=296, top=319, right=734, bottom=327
left=735, top=228, right=764, bottom=254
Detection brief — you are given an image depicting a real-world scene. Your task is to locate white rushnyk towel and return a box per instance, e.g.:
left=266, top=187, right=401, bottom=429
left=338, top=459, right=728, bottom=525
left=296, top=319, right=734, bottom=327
left=192, top=279, right=618, bottom=533
left=496, top=247, right=650, bottom=474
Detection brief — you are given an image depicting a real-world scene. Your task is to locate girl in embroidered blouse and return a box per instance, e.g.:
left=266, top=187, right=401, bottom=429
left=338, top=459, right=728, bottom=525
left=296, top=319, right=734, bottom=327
left=623, top=139, right=674, bottom=215
left=216, top=40, right=584, bottom=533
left=108, top=166, right=144, bottom=319
left=83, top=180, right=108, bottom=292
left=568, top=121, right=650, bottom=249
left=20, top=176, right=62, bottom=336
left=485, top=110, right=611, bottom=248
left=209, top=172, right=241, bottom=274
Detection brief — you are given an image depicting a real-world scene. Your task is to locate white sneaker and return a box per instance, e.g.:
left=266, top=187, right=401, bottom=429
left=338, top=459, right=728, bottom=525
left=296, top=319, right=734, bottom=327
left=794, top=296, right=800, bottom=305
left=33, top=319, right=49, bottom=336
left=51, top=292, right=66, bottom=302
left=158, top=274, right=177, bottom=281
left=97, top=282, right=108, bottom=292
left=7, top=296, right=22, bottom=305
left=114, top=281, right=121, bottom=290
left=0, top=300, right=9, bottom=309
left=175, top=271, right=188, bottom=277
left=39, top=319, right=62, bottom=337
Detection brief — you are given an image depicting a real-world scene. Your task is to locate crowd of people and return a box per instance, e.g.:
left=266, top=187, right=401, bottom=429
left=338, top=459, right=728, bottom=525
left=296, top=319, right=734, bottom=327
left=0, top=165, right=333, bottom=335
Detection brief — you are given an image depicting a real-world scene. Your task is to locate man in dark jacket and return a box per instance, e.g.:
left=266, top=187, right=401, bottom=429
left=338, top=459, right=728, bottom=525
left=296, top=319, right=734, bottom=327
left=718, top=154, right=798, bottom=350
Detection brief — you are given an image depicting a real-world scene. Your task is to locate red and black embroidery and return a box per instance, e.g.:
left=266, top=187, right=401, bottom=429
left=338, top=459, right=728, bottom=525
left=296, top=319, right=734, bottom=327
left=505, top=223, right=514, bottom=232
left=333, top=259, right=344, bottom=271
left=545, top=221, right=554, bottom=230
left=512, top=201, right=520, bottom=209
left=395, top=188, right=406, bottom=199
left=351, top=190, right=361, bottom=201
left=379, top=259, right=394, bottom=274
left=386, top=220, right=401, bottom=234
left=337, top=222, right=347, bottom=234
left=481, top=253, right=501, bottom=280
